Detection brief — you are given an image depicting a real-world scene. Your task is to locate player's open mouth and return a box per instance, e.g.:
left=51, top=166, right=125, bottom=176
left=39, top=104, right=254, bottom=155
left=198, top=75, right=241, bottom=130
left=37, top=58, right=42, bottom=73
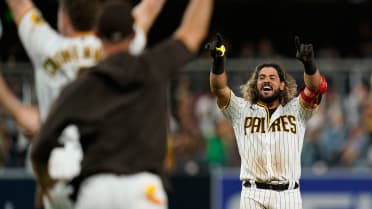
left=262, top=85, right=273, bottom=93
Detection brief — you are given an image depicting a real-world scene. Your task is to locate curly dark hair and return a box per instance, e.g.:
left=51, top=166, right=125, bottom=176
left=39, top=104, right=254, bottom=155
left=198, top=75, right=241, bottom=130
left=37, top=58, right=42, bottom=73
left=240, top=63, right=297, bottom=106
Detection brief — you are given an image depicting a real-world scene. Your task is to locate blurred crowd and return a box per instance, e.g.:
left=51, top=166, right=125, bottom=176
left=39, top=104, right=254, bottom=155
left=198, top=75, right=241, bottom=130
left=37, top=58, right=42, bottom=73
left=1, top=19, right=372, bottom=175
left=302, top=77, right=372, bottom=171
left=0, top=60, right=371, bottom=176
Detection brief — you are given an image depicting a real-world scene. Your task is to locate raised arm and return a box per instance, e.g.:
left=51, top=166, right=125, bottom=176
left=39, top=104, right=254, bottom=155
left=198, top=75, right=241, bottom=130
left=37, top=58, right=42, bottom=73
left=0, top=73, right=40, bottom=139
left=207, top=33, right=231, bottom=109
left=129, top=0, right=166, bottom=55
left=5, top=0, right=34, bottom=25
left=132, top=0, right=166, bottom=36
left=174, top=0, right=213, bottom=53
left=295, top=36, right=328, bottom=108
left=0, top=73, right=23, bottom=118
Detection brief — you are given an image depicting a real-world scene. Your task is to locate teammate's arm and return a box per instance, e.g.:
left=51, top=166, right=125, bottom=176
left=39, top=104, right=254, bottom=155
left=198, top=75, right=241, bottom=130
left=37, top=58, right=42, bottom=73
left=132, top=0, right=166, bottom=36
left=295, top=36, right=327, bottom=109
left=173, top=0, right=213, bottom=53
left=5, top=0, right=34, bottom=25
left=207, top=33, right=231, bottom=109
left=14, top=105, right=40, bottom=140
left=0, top=73, right=40, bottom=139
left=129, top=0, right=166, bottom=55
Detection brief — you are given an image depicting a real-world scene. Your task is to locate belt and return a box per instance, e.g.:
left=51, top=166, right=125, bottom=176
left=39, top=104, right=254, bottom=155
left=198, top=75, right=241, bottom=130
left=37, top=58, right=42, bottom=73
left=243, top=181, right=299, bottom=191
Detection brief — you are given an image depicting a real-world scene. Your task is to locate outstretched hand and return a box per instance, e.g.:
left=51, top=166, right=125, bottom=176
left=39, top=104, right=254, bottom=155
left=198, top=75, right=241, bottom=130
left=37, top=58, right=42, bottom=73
left=205, top=33, right=226, bottom=60
left=294, top=36, right=317, bottom=74
left=205, top=33, right=226, bottom=74
left=295, top=36, right=315, bottom=64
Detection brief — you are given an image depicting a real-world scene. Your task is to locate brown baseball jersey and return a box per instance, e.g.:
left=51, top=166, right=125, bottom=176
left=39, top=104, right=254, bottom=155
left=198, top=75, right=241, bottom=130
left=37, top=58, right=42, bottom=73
left=31, top=38, right=193, bottom=190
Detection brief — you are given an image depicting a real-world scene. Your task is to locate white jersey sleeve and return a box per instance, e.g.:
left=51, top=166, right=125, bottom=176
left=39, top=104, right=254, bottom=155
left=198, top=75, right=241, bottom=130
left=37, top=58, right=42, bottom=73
left=18, top=8, right=61, bottom=67
left=129, top=24, right=147, bottom=56
left=289, top=96, right=314, bottom=123
left=222, top=91, right=248, bottom=127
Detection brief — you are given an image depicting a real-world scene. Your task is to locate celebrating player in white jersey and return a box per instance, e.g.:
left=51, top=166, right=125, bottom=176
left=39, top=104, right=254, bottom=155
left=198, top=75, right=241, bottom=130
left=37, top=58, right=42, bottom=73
left=206, top=34, right=328, bottom=209
left=4, top=0, right=102, bottom=187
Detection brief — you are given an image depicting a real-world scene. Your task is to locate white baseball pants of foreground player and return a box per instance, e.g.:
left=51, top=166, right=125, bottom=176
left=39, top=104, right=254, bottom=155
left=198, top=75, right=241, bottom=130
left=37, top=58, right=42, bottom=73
left=45, top=172, right=167, bottom=209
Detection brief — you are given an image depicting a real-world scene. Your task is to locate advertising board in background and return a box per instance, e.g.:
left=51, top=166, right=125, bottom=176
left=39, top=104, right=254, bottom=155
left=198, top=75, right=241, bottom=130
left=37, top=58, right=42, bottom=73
left=211, top=168, right=372, bottom=209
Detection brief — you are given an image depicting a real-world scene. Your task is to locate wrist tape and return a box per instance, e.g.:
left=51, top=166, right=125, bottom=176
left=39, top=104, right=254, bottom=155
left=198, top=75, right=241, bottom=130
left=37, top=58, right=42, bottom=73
left=212, top=56, right=225, bottom=75
left=304, top=61, right=317, bottom=75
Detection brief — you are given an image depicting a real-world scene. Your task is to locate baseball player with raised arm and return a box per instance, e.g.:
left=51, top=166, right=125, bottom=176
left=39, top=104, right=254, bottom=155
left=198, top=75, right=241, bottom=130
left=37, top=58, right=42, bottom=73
left=207, top=34, right=327, bottom=209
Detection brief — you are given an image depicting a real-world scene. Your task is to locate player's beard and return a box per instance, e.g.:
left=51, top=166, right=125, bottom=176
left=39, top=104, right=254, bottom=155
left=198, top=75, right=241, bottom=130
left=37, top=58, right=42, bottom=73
left=257, top=88, right=281, bottom=104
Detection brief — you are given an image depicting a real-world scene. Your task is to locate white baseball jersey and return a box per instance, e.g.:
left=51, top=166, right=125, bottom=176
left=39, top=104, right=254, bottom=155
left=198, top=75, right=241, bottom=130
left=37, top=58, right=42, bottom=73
left=223, top=91, right=313, bottom=183
left=18, top=8, right=146, bottom=121
left=18, top=8, right=102, bottom=121
left=18, top=8, right=101, bottom=181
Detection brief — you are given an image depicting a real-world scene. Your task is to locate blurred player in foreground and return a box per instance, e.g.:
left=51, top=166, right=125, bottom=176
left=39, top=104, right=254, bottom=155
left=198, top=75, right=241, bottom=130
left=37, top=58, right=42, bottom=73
left=3, top=0, right=165, bottom=208
left=31, top=0, right=213, bottom=208
left=2, top=0, right=165, bottom=139
left=207, top=34, right=327, bottom=209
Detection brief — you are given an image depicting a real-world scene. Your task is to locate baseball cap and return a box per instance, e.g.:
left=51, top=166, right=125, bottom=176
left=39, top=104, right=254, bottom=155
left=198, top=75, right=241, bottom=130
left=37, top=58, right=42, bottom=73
left=96, top=0, right=134, bottom=42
